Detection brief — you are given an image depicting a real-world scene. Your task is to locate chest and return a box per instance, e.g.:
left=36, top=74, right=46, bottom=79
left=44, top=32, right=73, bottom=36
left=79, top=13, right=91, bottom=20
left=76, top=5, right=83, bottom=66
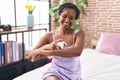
left=53, top=33, right=75, bottom=46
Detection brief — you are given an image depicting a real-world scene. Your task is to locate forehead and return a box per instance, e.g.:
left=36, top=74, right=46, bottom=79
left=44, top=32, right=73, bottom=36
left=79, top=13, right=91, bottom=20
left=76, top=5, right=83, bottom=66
left=61, top=8, right=76, bottom=16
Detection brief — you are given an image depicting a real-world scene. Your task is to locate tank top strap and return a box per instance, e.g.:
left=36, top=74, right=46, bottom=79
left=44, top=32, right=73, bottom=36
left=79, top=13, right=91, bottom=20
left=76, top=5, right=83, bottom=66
left=73, top=30, right=79, bottom=44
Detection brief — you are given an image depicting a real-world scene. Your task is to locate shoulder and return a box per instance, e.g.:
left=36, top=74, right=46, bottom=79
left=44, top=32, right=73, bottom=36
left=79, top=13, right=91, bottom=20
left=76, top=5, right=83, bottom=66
left=44, top=29, right=58, bottom=38
left=41, top=31, right=53, bottom=43
left=44, top=30, right=58, bottom=41
left=74, top=29, right=85, bottom=41
left=45, top=31, right=52, bottom=36
left=74, top=29, right=85, bottom=36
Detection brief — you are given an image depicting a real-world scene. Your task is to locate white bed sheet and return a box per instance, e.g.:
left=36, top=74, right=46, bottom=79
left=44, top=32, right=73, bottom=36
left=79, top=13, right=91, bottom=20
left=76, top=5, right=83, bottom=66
left=13, top=48, right=120, bottom=80
left=81, top=48, right=120, bottom=80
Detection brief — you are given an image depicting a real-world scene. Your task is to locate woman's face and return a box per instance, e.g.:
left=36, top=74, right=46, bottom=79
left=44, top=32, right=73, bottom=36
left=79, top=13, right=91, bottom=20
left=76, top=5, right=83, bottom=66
left=58, top=8, right=76, bottom=29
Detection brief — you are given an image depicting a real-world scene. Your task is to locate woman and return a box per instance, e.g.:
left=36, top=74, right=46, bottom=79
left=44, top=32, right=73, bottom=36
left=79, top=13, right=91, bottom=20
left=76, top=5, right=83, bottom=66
left=27, top=2, right=85, bottom=80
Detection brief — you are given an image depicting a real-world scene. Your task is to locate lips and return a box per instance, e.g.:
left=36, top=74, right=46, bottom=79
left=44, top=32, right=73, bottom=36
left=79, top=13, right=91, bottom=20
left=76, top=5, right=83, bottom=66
left=64, top=23, right=69, bottom=26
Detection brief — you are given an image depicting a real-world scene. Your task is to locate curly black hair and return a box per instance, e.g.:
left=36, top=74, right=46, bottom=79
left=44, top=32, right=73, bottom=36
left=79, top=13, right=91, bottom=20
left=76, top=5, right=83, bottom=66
left=58, top=2, right=80, bottom=20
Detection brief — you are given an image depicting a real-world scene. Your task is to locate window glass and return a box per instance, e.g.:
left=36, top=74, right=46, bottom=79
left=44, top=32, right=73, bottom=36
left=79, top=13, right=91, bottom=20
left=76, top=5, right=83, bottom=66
left=16, top=0, right=27, bottom=26
left=39, top=1, right=49, bottom=24
left=0, top=0, right=15, bottom=26
left=0, top=0, right=49, bottom=27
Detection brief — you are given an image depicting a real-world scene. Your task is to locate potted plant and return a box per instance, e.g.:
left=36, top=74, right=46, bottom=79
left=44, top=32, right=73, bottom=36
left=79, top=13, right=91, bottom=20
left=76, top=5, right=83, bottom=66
left=49, top=0, right=88, bottom=29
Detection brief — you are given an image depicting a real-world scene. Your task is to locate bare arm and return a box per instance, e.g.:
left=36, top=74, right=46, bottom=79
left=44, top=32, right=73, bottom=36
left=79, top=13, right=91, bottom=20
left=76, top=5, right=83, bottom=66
left=26, top=32, right=52, bottom=57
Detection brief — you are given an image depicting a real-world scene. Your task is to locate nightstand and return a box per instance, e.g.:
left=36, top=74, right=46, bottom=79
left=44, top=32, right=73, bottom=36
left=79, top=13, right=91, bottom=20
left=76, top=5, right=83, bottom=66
left=91, top=39, right=98, bottom=49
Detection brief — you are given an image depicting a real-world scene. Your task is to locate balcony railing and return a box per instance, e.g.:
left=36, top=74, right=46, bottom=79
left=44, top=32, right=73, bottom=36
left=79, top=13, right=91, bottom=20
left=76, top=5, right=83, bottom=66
left=0, top=26, right=47, bottom=50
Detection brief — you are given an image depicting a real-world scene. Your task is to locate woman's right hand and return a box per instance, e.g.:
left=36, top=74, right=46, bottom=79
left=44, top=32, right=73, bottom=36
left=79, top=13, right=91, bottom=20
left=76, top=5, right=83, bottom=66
left=27, top=49, right=49, bottom=62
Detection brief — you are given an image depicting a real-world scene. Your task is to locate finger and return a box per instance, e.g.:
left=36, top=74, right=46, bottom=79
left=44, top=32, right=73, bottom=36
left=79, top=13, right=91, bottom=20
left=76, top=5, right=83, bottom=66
left=52, top=44, right=58, bottom=50
left=55, top=44, right=61, bottom=49
left=26, top=50, right=31, bottom=56
left=31, top=54, right=37, bottom=62
left=26, top=52, right=32, bottom=59
left=27, top=55, right=32, bottom=61
left=26, top=53, right=31, bottom=59
left=34, top=55, right=41, bottom=61
left=31, top=58, right=35, bottom=62
left=32, top=55, right=45, bottom=62
left=29, top=52, right=36, bottom=62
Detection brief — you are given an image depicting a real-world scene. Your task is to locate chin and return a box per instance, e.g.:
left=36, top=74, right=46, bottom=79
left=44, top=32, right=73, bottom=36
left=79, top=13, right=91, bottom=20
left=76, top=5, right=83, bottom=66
left=63, top=25, right=69, bottom=28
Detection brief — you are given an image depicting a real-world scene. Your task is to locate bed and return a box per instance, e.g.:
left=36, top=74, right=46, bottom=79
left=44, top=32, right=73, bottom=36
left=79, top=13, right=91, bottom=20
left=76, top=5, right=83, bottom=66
left=13, top=32, right=120, bottom=80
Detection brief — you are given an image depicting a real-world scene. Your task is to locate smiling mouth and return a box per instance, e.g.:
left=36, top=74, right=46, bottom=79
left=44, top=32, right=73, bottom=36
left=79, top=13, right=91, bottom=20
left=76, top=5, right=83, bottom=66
left=64, top=22, right=70, bottom=26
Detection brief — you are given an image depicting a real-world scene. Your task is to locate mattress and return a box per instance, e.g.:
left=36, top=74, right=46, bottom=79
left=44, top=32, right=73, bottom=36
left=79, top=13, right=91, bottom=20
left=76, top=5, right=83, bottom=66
left=13, top=48, right=120, bottom=80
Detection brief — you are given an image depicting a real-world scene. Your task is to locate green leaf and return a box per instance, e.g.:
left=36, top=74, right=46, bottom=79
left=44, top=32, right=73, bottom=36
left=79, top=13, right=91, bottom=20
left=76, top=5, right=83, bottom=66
left=72, top=21, right=81, bottom=29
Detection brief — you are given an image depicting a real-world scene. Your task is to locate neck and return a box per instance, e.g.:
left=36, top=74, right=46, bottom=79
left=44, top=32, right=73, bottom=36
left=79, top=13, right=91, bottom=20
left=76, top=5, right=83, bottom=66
left=58, top=27, right=73, bottom=35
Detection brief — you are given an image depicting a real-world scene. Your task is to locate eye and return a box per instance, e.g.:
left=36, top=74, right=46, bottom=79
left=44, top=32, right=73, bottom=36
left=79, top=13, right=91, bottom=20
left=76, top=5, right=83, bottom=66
left=69, top=17, right=75, bottom=20
left=62, top=15, right=67, bottom=18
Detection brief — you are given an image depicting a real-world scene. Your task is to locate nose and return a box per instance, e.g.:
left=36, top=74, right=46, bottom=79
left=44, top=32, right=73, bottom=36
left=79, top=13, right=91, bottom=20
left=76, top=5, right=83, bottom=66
left=65, top=18, right=70, bottom=23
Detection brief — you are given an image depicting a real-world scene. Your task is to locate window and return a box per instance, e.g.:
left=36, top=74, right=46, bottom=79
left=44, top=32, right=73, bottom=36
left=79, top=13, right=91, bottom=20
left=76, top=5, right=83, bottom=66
left=0, top=0, right=50, bottom=27
left=0, top=0, right=50, bottom=49
left=0, top=0, right=15, bottom=25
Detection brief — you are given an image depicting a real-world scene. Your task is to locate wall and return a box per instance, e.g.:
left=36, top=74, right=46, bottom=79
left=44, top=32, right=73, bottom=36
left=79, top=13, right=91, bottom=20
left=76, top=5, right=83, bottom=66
left=51, top=0, right=120, bottom=48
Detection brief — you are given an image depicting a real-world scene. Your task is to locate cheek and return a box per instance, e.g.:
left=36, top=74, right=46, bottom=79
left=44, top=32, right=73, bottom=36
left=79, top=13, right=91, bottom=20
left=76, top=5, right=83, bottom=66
left=69, top=19, right=75, bottom=24
left=71, top=20, right=75, bottom=24
left=58, top=17, right=64, bottom=24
